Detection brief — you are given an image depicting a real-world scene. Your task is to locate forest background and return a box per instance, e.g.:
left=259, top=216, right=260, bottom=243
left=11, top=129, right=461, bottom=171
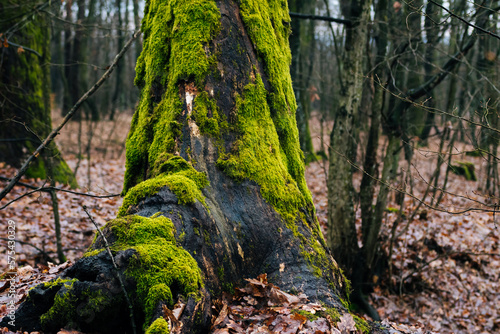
left=0, top=0, right=499, bottom=333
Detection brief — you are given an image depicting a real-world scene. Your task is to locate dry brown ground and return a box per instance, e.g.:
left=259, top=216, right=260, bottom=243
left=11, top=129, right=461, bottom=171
left=0, top=112, right=498, bottom=333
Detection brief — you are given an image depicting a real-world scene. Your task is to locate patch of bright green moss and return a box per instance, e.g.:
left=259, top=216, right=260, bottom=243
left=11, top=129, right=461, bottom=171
left=83, top=248, right=105, bottom=258
left=449, top=161, right=477, bottom=181
left=353, top=314, right=370, bottom=334
left=124, top=0, right=220, bottom=193
left=95, top=215, right=203, bottom=326
left=192, top=91, right=228, bottom=137
left=292, top=309, right=320, bottom=321
left=217, top=74, right=307, bottom=223
left=40, top=278, right=78, bottom=328
left=320, top=305, right=341, bottom=323
left=145, top=317, right=170, bottom=334
left=238, top=0, right=310, bottom=207
left=119, top=155, right=208, bottom=217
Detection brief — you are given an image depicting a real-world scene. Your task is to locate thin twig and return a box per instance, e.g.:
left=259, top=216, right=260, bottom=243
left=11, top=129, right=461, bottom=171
left=82, top=205, right=137, bottom=334
left=429, top=0, right=500, bottom=41
left=0, top=176, right=119, bottom=197
left=289, top=12, right=352, bottom=26
left=5, top=41, right=42, bottom=57
left=0, top=176, right=119, bottom=211
left=0, top=237, right=55, bottom=263
left=0, top=30, right=141, bottom=203
left=329, top=146, right=498, bottom=215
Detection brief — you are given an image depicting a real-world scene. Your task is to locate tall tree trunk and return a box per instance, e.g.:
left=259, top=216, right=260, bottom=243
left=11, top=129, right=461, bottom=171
left=7, top=1, right=353, bottom=333
left=360, top=0, right=389, bottom=246
left=419, top=0, right=443, bottom=143
left=289, top=0, right=317, bottom=164
left=327, top=0, right=371, bottom=273
left=0, top=0, right=76, bottom=187
left=109, top=0, right=125, bottom=120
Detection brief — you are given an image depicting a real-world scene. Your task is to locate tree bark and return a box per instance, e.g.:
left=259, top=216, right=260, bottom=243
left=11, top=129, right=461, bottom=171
left=289, top=0, right=317, bottom=164
left=327, top=0, right=372, bottom=273
left=0, top=0, right=77, bottom=187
left=5, top=1, right=352, bottom=333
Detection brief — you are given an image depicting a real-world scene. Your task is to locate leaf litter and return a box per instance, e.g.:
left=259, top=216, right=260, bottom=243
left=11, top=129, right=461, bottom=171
left=0, top=115, right=498, bottom=333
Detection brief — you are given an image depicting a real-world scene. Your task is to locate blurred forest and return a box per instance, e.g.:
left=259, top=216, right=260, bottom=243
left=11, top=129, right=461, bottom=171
left=1, top=0, right=500, bottom=333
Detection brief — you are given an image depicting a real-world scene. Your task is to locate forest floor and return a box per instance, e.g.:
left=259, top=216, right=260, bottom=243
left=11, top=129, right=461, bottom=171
left=0, top=113, right=499, bottom=333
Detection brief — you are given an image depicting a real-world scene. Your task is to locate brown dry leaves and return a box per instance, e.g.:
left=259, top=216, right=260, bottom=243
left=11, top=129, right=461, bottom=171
left=210, top=274, right=363, bottom=334
left=305, top=137, right=500, bottom=333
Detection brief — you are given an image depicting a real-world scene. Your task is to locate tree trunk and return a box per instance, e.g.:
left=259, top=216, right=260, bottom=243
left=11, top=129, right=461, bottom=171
left=0, top=0, right=77, bottom=187
left=6, top=1, right=352, bottom=333
left=289, top=0, right=317, bottom=164
left=109, top=0, right=125, bottom=121
left=327, top=0, right=371, bottom=273
left=419, top=0, right=442, bottom=143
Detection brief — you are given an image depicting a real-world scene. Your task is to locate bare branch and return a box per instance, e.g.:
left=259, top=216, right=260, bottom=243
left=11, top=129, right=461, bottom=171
left=289, top=12, right=352, bottom=26
left=0, top=175, right=119, bottom=198
left=429, top=0, right=500, bottom=41
left=0, top=237, right=56, bottom=263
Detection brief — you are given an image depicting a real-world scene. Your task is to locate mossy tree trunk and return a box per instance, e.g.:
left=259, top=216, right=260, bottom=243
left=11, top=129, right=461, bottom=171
left=7, top=1, right=354, bottom=333
left=0, top=1, right=76, bottom=187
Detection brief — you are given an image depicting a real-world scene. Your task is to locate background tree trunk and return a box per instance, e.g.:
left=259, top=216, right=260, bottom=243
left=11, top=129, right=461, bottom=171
left=0, top=0, right=77, bottom=187
left=6, top=1, right=352, bottom=333
left=327, top=0, right=371, bottom=275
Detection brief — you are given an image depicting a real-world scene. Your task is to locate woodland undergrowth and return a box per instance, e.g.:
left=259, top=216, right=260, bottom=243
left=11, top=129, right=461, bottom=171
left=0, top=113, right=498, bottom=333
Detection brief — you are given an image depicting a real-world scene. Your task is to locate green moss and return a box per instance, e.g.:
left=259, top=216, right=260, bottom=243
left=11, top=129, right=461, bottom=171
left=217, top=266, right=224, bottom=280
left=353, top=314, right=370, bottom=334
left=42, top=277, right=77, bottom=289
left=203, top=230, right=211, bottom=244
left=320, top=306, right=341, bottom=323
left=83, top=248, right=105, bottom=258
left=238, top=0, right=309, bottom=202
left=40, top=279, right=78, bottom=328
left=192, top=91, right=228, bottom=137
left=449, top=161, right=477, bottom=181
left=119, top=155, right=208, bottom=217
left=124, top=0, right=221, bottom=193
left=385, top=206, right=400, bottom=213
left=177, top=231, right=186, bottom=243
left=145, top=317, right=170, bottom=334
left=78, top=289, right=109, bottom=320
left=217, top=74, right=308, bottom=223
left=292, top=309, right=320, bottom=321
left=92, top=215, right=203, bottom=326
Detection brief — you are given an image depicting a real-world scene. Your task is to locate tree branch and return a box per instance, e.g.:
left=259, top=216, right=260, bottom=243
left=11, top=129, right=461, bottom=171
left=429, top=0, right=500, bottom=41
left=0, top=30, right=141, bottom=203
left=0, top=237, right=56, bottom=263
left=0, top=176, right=119, bottom=197
left=289, top=12, right=352, bottom=26
left=5, top=41, right=42, bottom=58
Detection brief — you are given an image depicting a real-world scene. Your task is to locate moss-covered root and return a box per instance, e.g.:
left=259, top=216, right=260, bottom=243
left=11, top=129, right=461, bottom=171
left=87, top=214, right=204, bottom=329
left=118, top=155, right=208, bottom=217
left=32, top=278, right=123, bottom=333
